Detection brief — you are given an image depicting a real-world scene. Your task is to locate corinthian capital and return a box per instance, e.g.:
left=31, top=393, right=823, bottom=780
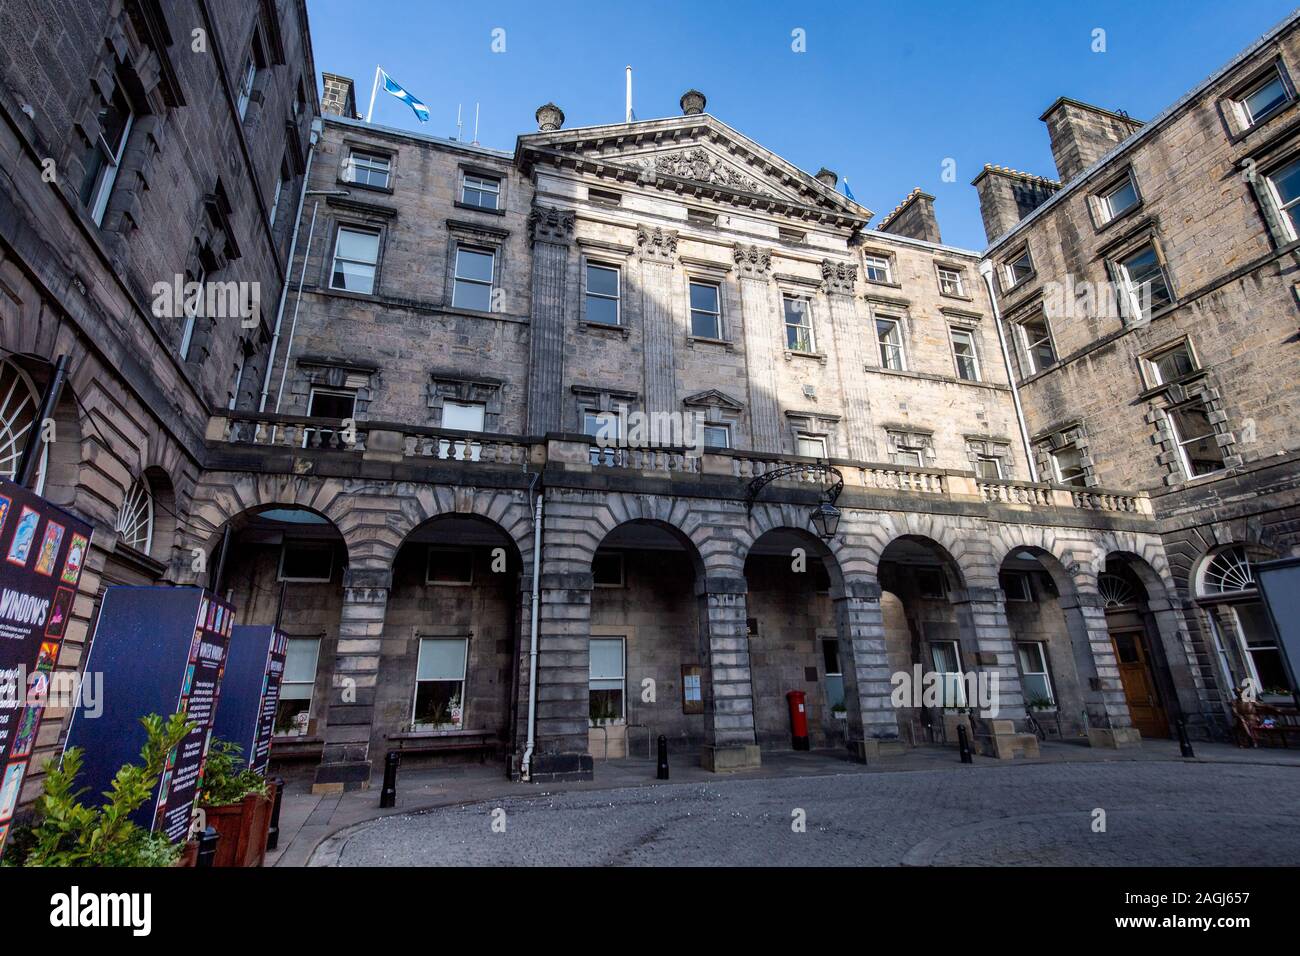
left=732, top=243, right=772, bottom=277
left=528, top=205, right=575, bottom=245
left=636, top=224, right=679, bottom=263
left=820, top=259, right=858, bottom=296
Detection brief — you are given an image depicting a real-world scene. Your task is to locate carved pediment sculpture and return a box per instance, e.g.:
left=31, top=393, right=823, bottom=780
left=644, top=147, right=768, bottom=195
left=636, top=224, right=678, bottom=262
left=528, top=205, right=575, bottom=244
left=820, top=259, right=858, bottom=296
left=733, top=243, right=772, bottom=277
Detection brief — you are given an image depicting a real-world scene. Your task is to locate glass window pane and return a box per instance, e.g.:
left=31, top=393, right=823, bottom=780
left=454, top=278, right=492, bottom=311
left=1022, top=673, right=1053, bottom=703
left=1152, top=345, right=1195, bottom=383
left=1245, top=73, right=1288, bottom=120
left=336, top=228, right=379, bottom=263
left=586, top=295, right=619, bottom=326
left=586, top=264, right=619, bottom=297
left=689, top=282, right=719, bottom=312
left=1169, top=403, right=1214, bottom=442
left=417, top=638, right=468, bottom=681
left=1270, top=158, right=1300, bottom=205
left=284, top=639, right=320, bottom=683
left=1105, top=178, right=1138, bottom=217
left=691, top=311, right=720, bottom=338
left=442, top=401, right=485, bottom=431
left=589, top=638, right=624, bottom=681
left=332, top=261, right=374, bottom=293
left=456, top=248, right=495, bottom=283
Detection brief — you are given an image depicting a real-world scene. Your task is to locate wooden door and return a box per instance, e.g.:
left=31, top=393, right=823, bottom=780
left=1110, top=628, right=1169, bottom=738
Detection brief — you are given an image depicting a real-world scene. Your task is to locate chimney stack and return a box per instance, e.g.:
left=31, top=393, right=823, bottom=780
left=876, top=188, right=942, bottom=244
left=321, top=73, right=358, bottom=119
left=1040, top=97, right=1144, bottom=183
left=970, top=166, right=1060, bottom=244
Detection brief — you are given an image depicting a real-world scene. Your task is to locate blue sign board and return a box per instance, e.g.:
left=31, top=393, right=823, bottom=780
left=214, top=626, right=286, bottom=775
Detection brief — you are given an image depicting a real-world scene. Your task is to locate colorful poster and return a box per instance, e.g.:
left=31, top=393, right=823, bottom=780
left=215, top=627, right=286, bottom=776
left=0, top=479, right=92, bottom=858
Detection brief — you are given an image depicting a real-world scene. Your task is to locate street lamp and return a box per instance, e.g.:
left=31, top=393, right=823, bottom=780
left=744, top=462, right=845, bottom=541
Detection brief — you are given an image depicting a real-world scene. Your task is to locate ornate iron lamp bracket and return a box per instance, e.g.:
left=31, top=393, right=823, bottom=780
left=744, top=463, right=844, bottom=515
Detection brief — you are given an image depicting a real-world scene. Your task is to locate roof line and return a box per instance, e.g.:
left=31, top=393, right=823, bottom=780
left=324, top=114, right=514, bottom=159
left=984, top=6, right=1300, bottom=255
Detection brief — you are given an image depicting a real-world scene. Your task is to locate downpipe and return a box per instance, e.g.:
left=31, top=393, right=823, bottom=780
left=520, top=472, right=544, bottom=781
left=978, top=260, right=1038, bottom=482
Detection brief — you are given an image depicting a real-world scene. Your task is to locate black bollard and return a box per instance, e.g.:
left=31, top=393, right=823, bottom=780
left=380, top=750, right=400, bottom=808
left=656, top=734, right=669, bottom=780
left=266, top=777, right=285, bottom=850
left=196, top=826, right=220, bottom=867
left=1176, top=717, right=1195, bottom=758
left=957, top=723, right=973, bottom=764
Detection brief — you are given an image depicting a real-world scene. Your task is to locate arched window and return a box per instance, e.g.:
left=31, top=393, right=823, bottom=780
left=115, top=477, right=154, bottom=554
left=1098, top=573, right=1137, bottom=608
left=1198, top=546, right=1258, bottom=597
left=0, top=360, right=45, bottom=493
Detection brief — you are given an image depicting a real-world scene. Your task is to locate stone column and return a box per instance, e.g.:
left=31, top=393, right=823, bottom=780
left=527, top=569, right=595, bottom=781
left=821, top=260, right=877, bottom=460
left=314, top=567, right=391, bottom=791
left=698, top=576, right=761, bottom=770
left=1059, top=592, right=1140, bottom=746
left=950, top=587, right=1026, bottom=722
left=525, top=206, right=575, bottom=434
left=834, top=581, right=900, bottom=758
left=636, top=225, right=679, bottom=418
left=734, top=244, right=783, bottom=454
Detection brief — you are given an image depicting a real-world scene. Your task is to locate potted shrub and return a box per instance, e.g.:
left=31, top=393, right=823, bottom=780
left=587, top=698, right=626, bottom=758
left=6, top=713, right=192, bottom=867
left=196, top=739, right=272, bottom=868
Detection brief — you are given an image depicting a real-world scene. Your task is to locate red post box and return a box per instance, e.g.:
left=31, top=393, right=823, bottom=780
left=786, top=690, right=810, bottom=751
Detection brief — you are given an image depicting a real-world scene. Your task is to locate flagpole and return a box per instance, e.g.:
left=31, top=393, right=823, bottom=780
left=366, top=65, right=381, bottom=123
left=625, top=65, right=632, bottom=122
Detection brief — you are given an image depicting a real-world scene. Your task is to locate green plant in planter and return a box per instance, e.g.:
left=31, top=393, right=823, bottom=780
left=197, top=738, right=268, bottom=807
left=14, top=712, right=192, bottom=867
left=1026, top=696, right=1055, bottom=710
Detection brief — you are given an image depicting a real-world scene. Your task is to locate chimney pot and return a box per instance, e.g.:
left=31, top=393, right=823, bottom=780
left=680, top=90, right=707, bottom=116
left=535, top=102, right=565, bottom=131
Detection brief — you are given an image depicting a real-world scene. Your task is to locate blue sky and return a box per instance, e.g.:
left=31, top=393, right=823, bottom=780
left=306, top=0, right=1298, bottom=249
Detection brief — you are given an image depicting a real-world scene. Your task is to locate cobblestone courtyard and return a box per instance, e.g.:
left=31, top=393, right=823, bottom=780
left=326, top=760, right=1300, bottom=866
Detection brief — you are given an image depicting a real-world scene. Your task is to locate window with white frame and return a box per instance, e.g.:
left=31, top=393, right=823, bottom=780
left=1099, top=172, right=1140, bottom=222
left=461, top=173, right=500, bottom=210
left=783, top=295, right=815, bottom=351
left=279, top=541, right=334, bottom=582
left=929, top=640, right=966, bottom=708
left=235, top=44, right=259, bottom=120
left=275, top=638, right=320, bottom=736
left=1264, top=156, right=1300, bottom=240
left=975, top=455, right=1003, bottom=479
left=702, top=422, right=731, bottom=449
left=413, top=638, right=468, bottom=729
left=1232, top=603, right=1290, bottom=697
left=1003, top=248, right=1033, bottom=287
left=179, top=264, right=205, bottom=361
left=270, top=158, right=289, bottom=227
left=875, top=317, right=904, bottom=370
left=689, top=280, right=722, bottom=338
left=438, top=400, right=485, bottom=460
left=1050, top=443, right=1088, bottom=486
left=891, top=443, right=924, bottom=467
left=822, top=638, right=845, bottom=717
left=583, top=407, right=620, bottom=466
left=796, top=433, right=827, bottom=459
left=1017, top=642, right=1055, bottom=706
left=950, top=328, right=980, bottom=381
left=1167, top=399, right=1226, bottom=478
left=1116, top=243, right=1173, bottom=320
left=937, top=266, right=965, bottom=296
left=1237, top=65, right=1290, bottom=127
left=452, top=245, right=495, bottom=311
left=304, top=387, right=355, bottom=447
left=1016, top=312, right=1057, bottom=376
left=585, top=262, right=621, bottom=326
left=330, top=226, right=380, bottom=294
left=427, top=548, right=473, bottom=585
left=343, top=149, right=391, bottom=189
left=115, top=477, right=154, bottom=553
left=78, top=80, right=135, bottom=226
left=864, top=254, right=892, bottom=284
left=589, top=637, right=626, bottom=722
left=1144, top=340, right=1197, bottom=386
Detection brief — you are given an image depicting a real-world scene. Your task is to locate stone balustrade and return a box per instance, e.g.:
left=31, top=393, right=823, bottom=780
left=205, top=414, right=1152, bottom=518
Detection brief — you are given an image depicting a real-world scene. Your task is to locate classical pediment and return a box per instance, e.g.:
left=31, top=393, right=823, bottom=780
left=516, top=115, right=871, bottom=226
left=683, top=388, right=745, bottom=411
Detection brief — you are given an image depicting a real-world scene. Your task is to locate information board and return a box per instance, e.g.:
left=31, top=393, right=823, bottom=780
left=0, top=479, right=92, bottom=858
left=214, top=626, right=286, bottom=776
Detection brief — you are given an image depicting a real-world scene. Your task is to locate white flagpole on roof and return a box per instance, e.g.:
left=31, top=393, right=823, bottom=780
left=365, top=65, right=382, bottom=123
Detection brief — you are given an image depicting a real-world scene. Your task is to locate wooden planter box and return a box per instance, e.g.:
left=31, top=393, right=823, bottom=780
left=173, top=839, right=199, bottom=867
left=201, top=792, right=273, bottom=867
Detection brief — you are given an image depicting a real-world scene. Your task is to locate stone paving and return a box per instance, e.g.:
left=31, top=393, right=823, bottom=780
left=318, top=756, right=1300, bottom=867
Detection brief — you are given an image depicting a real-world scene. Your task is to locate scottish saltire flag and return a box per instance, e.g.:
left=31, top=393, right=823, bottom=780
left=841, top=178, right=857, bottom=202
left=381, top=69, right=429, bottom=122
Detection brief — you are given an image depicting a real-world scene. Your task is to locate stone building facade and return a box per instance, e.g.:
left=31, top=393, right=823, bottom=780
left=3, top=3, right=1292, bottom=803
left=973, top=11, right=1300, bottom=736
left=0, top=0, right=317, bottom=807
